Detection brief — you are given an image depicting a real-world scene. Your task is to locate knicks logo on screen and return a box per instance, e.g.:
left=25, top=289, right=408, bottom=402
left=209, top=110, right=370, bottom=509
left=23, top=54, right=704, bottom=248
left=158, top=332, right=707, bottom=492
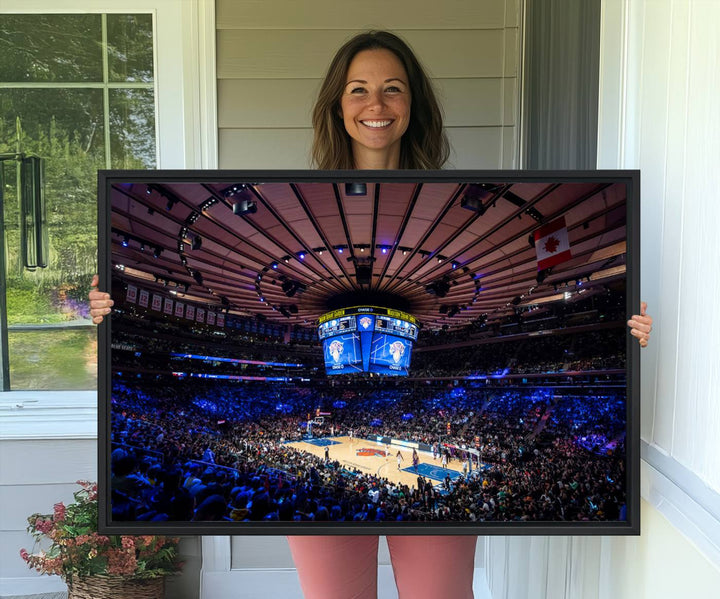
left=389, top=340, right=405, bottom=364
left=359, top=317, right=372, bottom=330
left=328, top=340, right=344, bottom=363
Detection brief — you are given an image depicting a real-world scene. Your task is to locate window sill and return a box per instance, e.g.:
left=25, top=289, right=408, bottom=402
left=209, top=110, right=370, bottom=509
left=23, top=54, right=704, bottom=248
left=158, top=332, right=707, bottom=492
left=641, top=440, right=720, bottom=568
left=0, top=391, right=97, bottom=440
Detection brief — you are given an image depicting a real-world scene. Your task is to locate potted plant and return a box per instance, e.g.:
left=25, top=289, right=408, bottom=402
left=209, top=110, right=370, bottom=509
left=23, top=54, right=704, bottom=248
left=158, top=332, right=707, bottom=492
left=20, top=480, right=182, bottom=599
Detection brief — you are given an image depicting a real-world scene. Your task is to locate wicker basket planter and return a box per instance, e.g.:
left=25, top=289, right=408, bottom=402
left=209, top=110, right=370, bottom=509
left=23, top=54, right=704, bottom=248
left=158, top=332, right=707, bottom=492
left=67, top=575, right=164, bottom=599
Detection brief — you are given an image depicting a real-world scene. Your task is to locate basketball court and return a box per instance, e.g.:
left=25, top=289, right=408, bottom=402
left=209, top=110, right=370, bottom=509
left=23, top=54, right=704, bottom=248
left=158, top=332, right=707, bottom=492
left=287, top=435, right=482, bottom=491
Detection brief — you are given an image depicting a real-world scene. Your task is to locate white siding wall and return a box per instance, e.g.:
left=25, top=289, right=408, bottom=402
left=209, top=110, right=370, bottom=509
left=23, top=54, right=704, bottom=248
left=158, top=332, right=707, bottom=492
left=485, top=1, right=720, bottom=597
left=216, top=0, right=521, bottom=170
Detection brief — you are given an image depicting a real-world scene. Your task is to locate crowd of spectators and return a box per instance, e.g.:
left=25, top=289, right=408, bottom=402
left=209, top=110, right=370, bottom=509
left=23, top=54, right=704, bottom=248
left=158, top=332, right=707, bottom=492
left=107, top=287, right=628, bottom=524
left=110, top=377, right=626, bottom=524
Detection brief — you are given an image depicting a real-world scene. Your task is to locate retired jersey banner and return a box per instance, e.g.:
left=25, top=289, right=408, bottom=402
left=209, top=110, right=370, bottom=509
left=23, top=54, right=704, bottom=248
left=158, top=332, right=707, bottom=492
left=207, top=311, right=216, bottom=326
left=185, top=305, right=195, bottom=321
left=126, top=284, right=137, bottom=303
left=174, top=302, right=185, bottom=318
left=163, top=297, right=173, bottom=315
left=151, top=293, right=163, bottom=312
left=138, top=289, right=149, bottom=308
left=216, top=313, right=225, bottom=328
left=196, top=307, right=205, bottom=323
left=534, top=217, right=571, bottom=270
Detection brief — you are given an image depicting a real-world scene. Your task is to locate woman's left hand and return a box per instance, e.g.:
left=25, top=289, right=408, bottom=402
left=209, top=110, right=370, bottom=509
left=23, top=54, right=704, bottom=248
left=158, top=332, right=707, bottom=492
left=627, top=301, right=653, bottom=348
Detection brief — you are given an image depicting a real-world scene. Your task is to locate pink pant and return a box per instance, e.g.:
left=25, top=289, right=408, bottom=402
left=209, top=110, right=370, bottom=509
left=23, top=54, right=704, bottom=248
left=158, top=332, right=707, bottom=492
left=287, top=535, right=476, bottom=599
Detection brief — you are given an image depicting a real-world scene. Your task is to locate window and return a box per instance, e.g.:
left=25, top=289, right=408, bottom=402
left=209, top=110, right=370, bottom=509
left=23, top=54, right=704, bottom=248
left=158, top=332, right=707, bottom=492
left=0, top=13, right=156, bottom=390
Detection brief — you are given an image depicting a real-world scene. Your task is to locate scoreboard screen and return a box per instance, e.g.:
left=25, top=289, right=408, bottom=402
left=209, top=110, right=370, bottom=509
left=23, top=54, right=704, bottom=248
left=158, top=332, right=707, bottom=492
left=322, top=332, right=363, bottom=374
left=318, top=307, right=417, bottom=376
left=368, top=333, right=413, bottom=376
left=318, top=315, right=356, bottom=340
left=375, top=315, right=418, bottom=340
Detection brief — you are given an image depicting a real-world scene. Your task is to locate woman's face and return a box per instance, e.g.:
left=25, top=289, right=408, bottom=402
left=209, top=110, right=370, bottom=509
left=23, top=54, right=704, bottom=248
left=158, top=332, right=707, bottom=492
left=340, top=48, right=411, bottom=168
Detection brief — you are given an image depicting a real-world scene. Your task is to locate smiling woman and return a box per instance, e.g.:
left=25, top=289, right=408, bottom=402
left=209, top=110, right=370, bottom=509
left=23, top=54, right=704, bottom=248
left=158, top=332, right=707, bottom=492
left=311, top=30, right=449, bottom=170
left=340, top=49, right=412, bottom=169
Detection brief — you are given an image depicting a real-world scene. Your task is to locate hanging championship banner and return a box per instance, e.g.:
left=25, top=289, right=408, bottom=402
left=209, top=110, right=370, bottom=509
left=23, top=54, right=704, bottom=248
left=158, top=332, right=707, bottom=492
left=138, top=289, right=149, bottom=308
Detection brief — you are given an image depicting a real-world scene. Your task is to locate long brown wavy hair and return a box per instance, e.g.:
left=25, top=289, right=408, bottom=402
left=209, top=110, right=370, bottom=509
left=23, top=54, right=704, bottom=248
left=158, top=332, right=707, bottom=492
left=311, top=31, right=449, bottom=170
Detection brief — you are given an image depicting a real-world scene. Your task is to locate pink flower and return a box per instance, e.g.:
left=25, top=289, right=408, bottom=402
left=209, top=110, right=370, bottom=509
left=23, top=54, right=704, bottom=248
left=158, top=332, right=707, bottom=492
left=34, top=518, right=54, bottom=535
left=19, top=548, right=29, bottom=562
left=107, top=548, right=137, bottom=576
left=121, top=537, right=135, bottom=550
left=53, top=502, right=66, bottom=522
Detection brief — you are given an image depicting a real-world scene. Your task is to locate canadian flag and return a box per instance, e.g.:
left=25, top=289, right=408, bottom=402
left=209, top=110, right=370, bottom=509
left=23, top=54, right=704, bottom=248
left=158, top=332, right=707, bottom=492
left=534, top=217, right=571, bottom=270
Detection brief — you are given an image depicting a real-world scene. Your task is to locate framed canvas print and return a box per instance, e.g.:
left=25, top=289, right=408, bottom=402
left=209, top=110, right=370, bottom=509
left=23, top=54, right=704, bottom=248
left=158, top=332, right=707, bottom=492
left=98, top=170, right=640, bottom=535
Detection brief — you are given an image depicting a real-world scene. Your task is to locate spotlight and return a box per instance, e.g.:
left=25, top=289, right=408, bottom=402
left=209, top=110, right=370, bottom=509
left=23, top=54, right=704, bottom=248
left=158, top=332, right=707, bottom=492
left=345, top=182, right=367, bottom=196
left=233, top=198, right=257, bottom=215
left=460, top=184, right=492, bottom=214
left=425, top=280, right=450, bottom=298
left=382, top=247, right=388, bottom=254
left=338, top=247, right=343, bottom=254
left=356, top=265, right=372, bottom=285
left=122, top=236, right=129, bottom=247
left=298, top=252, right=305, bottom=260
left=282, top=280, right=298, bottom=297
left=451, top=261, right=459, bottom=270
left=153, top=246, right=162, bottom=259
left=271, top=262, right=278, bottom=269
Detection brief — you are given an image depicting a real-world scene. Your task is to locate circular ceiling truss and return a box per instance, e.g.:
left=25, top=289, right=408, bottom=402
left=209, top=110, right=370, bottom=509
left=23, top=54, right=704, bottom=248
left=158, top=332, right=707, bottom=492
left=109, top=177, right=628, bottom=331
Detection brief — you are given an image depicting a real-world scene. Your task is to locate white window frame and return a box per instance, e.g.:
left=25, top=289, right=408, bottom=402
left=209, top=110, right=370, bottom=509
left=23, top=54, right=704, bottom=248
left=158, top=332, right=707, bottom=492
left=0, top=0, right=217, bottom=420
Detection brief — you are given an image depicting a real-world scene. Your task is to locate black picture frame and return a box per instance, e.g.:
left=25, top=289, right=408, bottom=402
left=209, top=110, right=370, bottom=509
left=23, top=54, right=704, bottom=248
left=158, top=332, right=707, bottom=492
left=98, top=169, right=640, bottom=536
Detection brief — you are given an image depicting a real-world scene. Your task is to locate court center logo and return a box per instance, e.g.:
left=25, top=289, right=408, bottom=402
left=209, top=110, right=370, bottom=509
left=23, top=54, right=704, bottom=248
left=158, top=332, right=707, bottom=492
left=356, top=448, right=388, bottom=457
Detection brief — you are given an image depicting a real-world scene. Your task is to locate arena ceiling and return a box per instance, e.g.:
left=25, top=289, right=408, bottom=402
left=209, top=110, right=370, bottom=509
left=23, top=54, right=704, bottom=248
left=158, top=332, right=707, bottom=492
left=108, top=176, right=629, bottom=331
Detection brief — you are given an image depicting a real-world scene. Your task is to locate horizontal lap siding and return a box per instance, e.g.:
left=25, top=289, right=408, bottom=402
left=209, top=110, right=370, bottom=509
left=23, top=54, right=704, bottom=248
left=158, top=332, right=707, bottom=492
left=216, top=1, right=521, bottom=170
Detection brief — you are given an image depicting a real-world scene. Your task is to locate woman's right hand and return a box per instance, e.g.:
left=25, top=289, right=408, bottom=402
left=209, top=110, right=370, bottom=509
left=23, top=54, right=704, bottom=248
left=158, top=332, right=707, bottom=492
left=89, top=274, right=113, bottom=324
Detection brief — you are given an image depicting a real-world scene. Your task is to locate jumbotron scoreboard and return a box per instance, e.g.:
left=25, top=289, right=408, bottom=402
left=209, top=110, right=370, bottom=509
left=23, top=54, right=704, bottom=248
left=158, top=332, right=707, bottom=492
left=318, top=307, right=418, bottom=376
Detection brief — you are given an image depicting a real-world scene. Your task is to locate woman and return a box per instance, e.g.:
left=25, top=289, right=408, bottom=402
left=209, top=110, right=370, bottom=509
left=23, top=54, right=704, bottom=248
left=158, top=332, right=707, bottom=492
left=90, top=30, right=653, bottom=599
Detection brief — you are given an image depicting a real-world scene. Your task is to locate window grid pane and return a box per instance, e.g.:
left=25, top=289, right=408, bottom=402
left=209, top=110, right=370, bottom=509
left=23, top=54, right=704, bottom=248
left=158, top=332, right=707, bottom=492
left=1, top=13, right=156, bottom=390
